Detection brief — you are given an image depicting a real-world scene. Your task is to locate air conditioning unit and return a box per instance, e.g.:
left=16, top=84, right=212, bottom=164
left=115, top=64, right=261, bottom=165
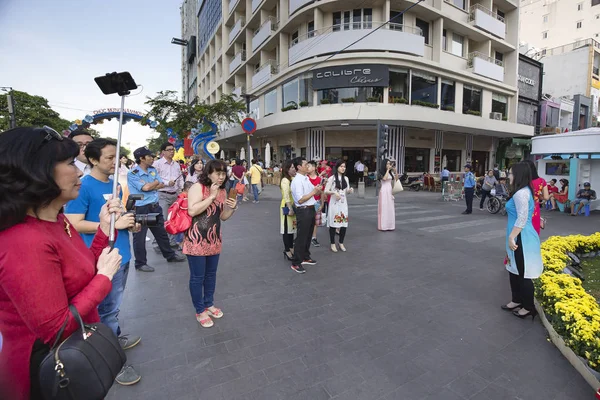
left=490, top=112, right=502, bottom=120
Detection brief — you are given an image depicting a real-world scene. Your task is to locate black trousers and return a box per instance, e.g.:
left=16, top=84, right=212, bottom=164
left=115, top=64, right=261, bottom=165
left=464, top=187, right=474, bottom=213
left=292, top=207, right=315, bottom=265
left=330, top=227, right=347, bottom=244
left=479, top=189, right=491, bottom=209
left=132, top=202, right=175, bottom=268
left=282, top=214, right=294, bottom=252
left=509, top=234, right=534, bottom=311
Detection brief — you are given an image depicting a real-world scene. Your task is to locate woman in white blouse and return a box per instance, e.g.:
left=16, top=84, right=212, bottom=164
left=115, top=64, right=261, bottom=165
left=324, top=160, right=353, bottom=252
left=502, top=162, right=543, bottom=320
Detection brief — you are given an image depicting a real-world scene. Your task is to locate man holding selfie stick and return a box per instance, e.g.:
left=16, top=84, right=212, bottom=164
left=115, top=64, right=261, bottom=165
left=290, top=157, right=323, bottom=274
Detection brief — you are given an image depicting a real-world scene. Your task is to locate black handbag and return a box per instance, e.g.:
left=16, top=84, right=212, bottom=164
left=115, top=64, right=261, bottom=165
left=38, top=305, right=126, bottom=400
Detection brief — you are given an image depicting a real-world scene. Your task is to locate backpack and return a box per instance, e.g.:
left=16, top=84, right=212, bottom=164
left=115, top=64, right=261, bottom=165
left=165, top=193, right=192, bottom=234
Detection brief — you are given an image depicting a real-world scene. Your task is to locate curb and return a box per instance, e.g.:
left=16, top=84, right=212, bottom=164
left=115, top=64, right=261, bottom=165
left=534, top=299, right=600, bottom=392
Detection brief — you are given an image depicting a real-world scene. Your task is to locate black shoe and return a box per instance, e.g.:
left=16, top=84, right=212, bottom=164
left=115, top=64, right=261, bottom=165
left=167, top=253, right=186, bottom=262
left=501, top=303, right=521, bottom=311
left=136, top=264, right=155, bottom=272
left=311, top=238, right=320, bottom=247
left=462, top=211, right=471, bottom=215
left=302, top=259, right=317, bottom=265
left=291, top=265, right=306, bottom=274
left=283, top=251, right=293, bottom=261
left=513, top=309, right=537, bottom=321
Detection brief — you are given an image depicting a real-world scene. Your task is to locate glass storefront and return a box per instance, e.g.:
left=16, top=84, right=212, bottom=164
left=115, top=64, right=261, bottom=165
left=283, top=73, right=313, bottom=107
left=411, top=71, right=437, bottom=106
left=441, top=80, right=455, bottom=110
left=441, top=149, right=461, bottom=171
left=405, top=147, right=430, bottom=172
left=470, top=151, right=488, bottom=176
left=265, top=89, right=277, bottom=116
left=318, top=87, right=383, bottom=104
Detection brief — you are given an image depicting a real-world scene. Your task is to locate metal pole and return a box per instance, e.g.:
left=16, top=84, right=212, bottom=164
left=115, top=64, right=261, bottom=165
left=376, top=120, right=380, bottom=197
left=245, top=95, right=252, bottom=165
left=109, top=94, right=126, bottom=248
left=7, top=91, right=16, bottom=129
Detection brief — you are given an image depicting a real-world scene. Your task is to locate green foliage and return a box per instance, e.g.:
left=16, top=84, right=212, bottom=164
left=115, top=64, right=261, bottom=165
left=0, top=90, right=72, bottom=132
left=341, top=97, right=356, bottom=103
left=281, top=101, right=298, bottom=112
left=411, top=100, right=439, bottom=108
left=320, top=99, right=331, bottom=104
left=392, top=98, right=407, bottom=104
left=143, top=90, right=246, bottom=153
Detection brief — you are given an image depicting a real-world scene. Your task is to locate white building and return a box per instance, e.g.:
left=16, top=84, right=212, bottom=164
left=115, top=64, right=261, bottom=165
left=190, top=0, right=531, bottom=175
left=181, top=0, right=198, bottom=104
left=519, top=0, right=600, bottom=51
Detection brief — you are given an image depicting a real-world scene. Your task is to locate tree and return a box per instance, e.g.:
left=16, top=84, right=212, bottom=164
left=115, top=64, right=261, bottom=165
left=0, top=90, right=72, bottom=131
left=143, top=91, right=246, bottom=153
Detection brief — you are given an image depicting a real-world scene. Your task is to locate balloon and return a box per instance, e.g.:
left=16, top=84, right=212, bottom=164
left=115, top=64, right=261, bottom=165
left=150, top=121, right=158, bottom=129
left=74, top=119, right=82, bottom=125
left=166, top=128, right=173, bottom=134
left=84, top=115, right=94, bottom=123
left=69, top=124, right=78, bottom=131
left=168, top=137, right=176, bottom=144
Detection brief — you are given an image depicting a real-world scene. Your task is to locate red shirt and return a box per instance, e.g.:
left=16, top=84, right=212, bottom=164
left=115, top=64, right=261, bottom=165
left=548, top=185, right=559, bottom=194
left=0, top=215, right=112, bottom=400
left=231, top=165, right=246, bottom=180
left=308, top=175, right=322, bottom=201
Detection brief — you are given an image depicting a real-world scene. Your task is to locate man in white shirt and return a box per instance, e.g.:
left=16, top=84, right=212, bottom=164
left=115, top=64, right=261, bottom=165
left=69, top=130, right=94, bottom=176
left=153, top=142, right=184, bottom=246
left=355, top=160, right=365, bottom=182
left=290, top=157, right=323, bottom=274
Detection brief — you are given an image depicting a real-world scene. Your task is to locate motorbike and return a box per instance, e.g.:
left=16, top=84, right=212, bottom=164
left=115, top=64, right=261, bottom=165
left=399, top=173, right=423, bottom=191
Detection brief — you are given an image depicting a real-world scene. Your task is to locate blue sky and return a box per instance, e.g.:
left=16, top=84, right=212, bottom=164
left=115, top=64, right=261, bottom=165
left=0, top=0, right=184, bottom=150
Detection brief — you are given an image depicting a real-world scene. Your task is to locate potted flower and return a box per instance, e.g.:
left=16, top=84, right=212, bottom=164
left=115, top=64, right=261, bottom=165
left=341, top=97, right=356, bottom=103
left=320, top=99, right=331, bottom=105
left=441, top=105, right=454, bottom=111
left=299, top=100, right=309, bottom=107
left=412, top=100, right=440, bottom=109
left=281, top=101, right=298, bottom=112
left=367, top=96, right=380, bottom=103
left=466, top=110, right=481, bottom=116
left=392, top=97, right=408, bottom=104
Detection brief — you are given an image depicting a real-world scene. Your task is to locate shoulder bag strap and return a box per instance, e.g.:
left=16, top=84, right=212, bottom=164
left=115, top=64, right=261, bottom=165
left=49, top=305, right=85, bottom=350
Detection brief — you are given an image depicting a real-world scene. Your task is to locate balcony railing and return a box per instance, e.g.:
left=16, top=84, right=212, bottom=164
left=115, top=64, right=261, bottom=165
left=468, top=51, right=504, bottom=81
left=252, top=59, right=278, bottom=88
left=251, top=0, right=263, bottom=13
left=229, top=18, right=245, bottom=44
left=228, top=50, right=246, bottom=75
left=252, top=17, right=278, bottom=51
left=232, top=85, right=246, bottom=97
left=536, top=38, right=600, bottom=58
left=228, top=0, right=240, bottom=14
left=468, top=4, right=506, bottom=39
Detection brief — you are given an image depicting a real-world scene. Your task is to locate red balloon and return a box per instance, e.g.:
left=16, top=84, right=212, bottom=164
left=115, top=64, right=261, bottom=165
left=168, top=137, right=176, bottom=144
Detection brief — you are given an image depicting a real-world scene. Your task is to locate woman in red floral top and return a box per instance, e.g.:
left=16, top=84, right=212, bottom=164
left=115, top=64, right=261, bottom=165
left=523, top=159, right=549, bottom=234
left=0, top=127, right=123, bottom=400
left=183, top=160, right=238, bottom=328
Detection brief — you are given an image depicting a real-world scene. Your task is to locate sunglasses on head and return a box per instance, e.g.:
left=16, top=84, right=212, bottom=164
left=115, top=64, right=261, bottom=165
left=41, top=126, right=64, bottom=144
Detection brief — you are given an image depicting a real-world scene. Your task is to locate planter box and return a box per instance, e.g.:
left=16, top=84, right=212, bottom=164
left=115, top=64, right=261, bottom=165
left=535, top=299, right=600, bottom=391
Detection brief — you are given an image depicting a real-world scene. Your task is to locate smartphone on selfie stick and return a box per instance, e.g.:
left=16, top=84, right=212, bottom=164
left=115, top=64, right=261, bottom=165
left=94, top=72, right=138, bottom=249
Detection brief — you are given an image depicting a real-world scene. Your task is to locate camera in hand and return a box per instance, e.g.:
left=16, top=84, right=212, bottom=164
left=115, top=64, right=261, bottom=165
left=124, top=194, right=159, bottom=227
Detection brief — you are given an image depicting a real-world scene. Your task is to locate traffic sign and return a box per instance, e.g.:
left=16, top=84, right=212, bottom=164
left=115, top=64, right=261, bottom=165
left=241, top=117, right=257, bottom=135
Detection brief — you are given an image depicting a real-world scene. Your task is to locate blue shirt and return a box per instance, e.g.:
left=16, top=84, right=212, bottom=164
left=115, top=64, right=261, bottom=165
left=441, top=169, right=450, bottom=178
left=127, top=165, right=163, bottom=206
left=464, top=171, right=476, bottom=188
left=65, top=175, right=131, bottom=264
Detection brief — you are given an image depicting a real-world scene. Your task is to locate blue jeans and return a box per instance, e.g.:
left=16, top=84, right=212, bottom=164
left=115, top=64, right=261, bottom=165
left=252, top=184, right=259, bottom=201
left=187, top=255, right=220, bottom=314
left=98, top=261, right=130, bottom=337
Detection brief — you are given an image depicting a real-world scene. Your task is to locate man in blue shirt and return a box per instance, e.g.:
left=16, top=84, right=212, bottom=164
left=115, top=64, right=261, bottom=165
left=128, top=147, right=185, bottom=272
left=65, top=138, right=141, bottom=386
left=462, top=164, right=476, bottom=214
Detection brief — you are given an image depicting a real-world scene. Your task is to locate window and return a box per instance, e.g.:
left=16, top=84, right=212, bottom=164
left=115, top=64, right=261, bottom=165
left=577, top=2, right=583, bottom=10
left=308, top=21, right=315, bottom=38
left=577, top=21, right=583, bottom=28
left=344, top=11, right=351, bottom=30
left=442, top=149, right=461, bottom=172
left=452, top=0, right=466, bottom=10
left=265, top=89, right=277, bottom=115
left=441, top=80, right=455, bottom=110
left=390, top=11, right=403, bottom=30
left=546, top=106, right=559, bottom=127
left=283, top=78, right=299, bottom=108
left=404, top=148, right=430, bottom=173
left=249, top=98, right=260, bottom=119
left=411, top=71, right=437, bottom=105
left=496, top=9, right=505, bottom=20
left=333, top=12, right=341, bottom=31
left=492, top=93, right=508, bottom=118
left=291, top=30, right=299, bottom=45
left=363, top=8, right=372, bottom=29
left=318, top=87, right=383, bottom=103
left=389, top=69, right=409, bottom=102
left=416, top=19, right=430, bottom=44
left=543, top=14, right=549, bottom=23
left=463, top=85, right=482, bottom=114
left=353, top=9, right=362, bottom=29
left=495, top=51, right=504, bottom=63
left=283, top=74, right=313, bottom=107
left=443, top=29, right=447, bottom=51
left=452, top=33, right=465, bottom=57
left=545, top=162, right=569, bottom=176
left=542, top=31, right=548, bottom=39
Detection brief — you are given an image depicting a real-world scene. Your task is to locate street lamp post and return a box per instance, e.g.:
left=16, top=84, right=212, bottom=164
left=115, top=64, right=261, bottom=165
left=1, top=87, right=16, bottom=129
left=245, top=94, right=252, bottom=165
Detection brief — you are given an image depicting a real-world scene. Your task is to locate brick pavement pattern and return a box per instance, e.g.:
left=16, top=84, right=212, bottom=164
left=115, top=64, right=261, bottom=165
left=108, top=187, right=597, bottom=400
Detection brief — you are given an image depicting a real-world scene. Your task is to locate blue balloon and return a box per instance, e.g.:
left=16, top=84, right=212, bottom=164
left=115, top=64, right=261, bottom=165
left=150, top=121, right=158, bottom=129
left=84, top=115, right=94, bottom=123
left=70, top=123, right=78, bottom=131
left=166, top=128, right=173, bottom=134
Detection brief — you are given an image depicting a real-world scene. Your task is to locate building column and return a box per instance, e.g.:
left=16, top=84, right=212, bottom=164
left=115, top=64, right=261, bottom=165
left=465, top=133, right=473, bottom=161
left=307, top=128, right=325, bottom=161
left=389, top=126, right=405, bottom=173
left=434, top=130, right=444, bottom=173
left=569, top=157, right=579, bottom=202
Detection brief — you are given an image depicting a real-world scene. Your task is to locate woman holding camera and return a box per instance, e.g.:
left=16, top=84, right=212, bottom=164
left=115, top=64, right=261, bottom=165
left=280, top=159, right=297, bottom=261
left=0, top=127, right=123, bottom=400
left=183, top=160, right=238, bottom=328
left=378, top=159, right=396, bottom=231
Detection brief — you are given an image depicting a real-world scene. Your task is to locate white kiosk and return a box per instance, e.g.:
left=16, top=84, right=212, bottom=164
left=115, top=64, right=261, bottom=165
left=531, top=127, right=600, bottom=210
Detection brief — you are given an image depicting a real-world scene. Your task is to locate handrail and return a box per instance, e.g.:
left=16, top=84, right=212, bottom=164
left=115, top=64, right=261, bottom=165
left=289, top=21, right=423, bottom=48
left=253, top=16, right=278, bottom=37
left=468, top=4, right=505, bottom=23
left=255, top=59, right=278, bottom=74
left=468, top=51, right=503, bottom=67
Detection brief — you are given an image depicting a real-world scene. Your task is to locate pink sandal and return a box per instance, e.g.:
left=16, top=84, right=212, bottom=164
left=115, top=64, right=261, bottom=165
left=206, top=307, right=224, bottom=319
left=196, top=313, right=214, bottom=328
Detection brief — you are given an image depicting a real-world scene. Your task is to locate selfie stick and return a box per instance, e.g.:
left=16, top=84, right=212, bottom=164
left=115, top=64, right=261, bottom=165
left=94, top=72, right=138, bottom=249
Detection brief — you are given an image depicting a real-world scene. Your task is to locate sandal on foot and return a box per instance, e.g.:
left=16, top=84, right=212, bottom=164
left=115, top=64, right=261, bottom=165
left=206, top=307, right=224, bottom=319
left=330, top=244, right=338, bottom=253
left=196, top=314, right=214, bottom=328
left=339, top=244, right=346, bottom=252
